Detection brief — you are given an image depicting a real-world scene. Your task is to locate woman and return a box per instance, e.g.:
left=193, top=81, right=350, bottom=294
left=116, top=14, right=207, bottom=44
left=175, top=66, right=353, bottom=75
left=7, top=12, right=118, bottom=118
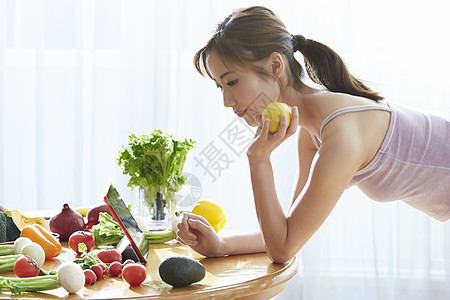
left=176, top=6, right=450, bottom=263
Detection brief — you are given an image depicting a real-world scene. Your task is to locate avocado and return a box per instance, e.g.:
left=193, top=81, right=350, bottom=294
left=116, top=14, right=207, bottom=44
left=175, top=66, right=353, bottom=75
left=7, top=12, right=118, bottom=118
left=158, top=255, right=206, bottom=287
left=0, top=211, right=21, bottom=243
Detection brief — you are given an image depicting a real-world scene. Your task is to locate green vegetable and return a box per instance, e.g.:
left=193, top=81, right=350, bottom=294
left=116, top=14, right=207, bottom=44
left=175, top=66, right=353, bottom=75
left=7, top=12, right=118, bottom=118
left=143, top=229, right=175, bottom=244
left=0, top=212, right=21, bottom=243
left=0, top=251, right=56, bottom=275
left=117, top=130, right=196, bottom=216
left=0, top=255, right=20, bottom=273
left=91, top=213, right=125, bottom=247
left=0, top=251, right=57, bottom=292
left=0, top=245, right=14, bottom=257
left=138, top=237, right=150, bottom=256
left=0, top=275, right=59, bottom=295
left=0, top=262, right=82, bottom=295
left=38, top=269, right=57, bottom=276
left=73, top=243, right=102, bottom=270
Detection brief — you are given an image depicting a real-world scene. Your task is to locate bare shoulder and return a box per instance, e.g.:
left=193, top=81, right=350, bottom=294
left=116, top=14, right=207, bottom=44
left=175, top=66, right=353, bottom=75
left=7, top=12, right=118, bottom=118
left=318, top=97, right=391, bottom=171
left=308, top=92, right=387, bottom=118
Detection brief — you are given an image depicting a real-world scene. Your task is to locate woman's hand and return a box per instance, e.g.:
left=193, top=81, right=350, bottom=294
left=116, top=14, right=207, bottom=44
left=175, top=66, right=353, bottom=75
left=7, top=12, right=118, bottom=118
left=176, top=212, right=225, bottom=257
left=247, top=106, right=299, bottom=162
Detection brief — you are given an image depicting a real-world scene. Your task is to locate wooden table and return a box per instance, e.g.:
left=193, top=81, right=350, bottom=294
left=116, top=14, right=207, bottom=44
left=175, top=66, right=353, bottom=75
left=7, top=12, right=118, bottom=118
left=1, top=240, right=297, bottom=299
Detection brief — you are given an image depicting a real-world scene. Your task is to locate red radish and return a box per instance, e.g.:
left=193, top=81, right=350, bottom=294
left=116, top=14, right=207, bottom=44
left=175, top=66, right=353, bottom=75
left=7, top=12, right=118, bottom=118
left=84, top=269, right=96, bottom=285
left=109, top=261, right=123, bottom=277
left=97, top=249, right=122, bottom=264
left=98, top=263, right=107, bottom=276
left=90, top=264, right=104, bottom=281
left=122, top=259, right=135, bottom=267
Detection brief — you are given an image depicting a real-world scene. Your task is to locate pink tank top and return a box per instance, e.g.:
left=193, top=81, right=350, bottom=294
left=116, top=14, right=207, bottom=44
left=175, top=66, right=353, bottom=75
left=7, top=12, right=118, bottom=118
left=310, top=102, right=450, bottom=222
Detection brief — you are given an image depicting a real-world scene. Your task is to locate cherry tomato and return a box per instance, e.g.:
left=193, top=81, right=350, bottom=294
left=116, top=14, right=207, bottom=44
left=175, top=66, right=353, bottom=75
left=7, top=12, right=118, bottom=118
left=68, top=231, right=95, bottom=256
left=14, top=255, right=40, bottom=278
left=122, top=263, right=147, bottom=286
left=109, top=261, right=123, bottom=277
left=97, top=249, right=122, bottom=264
left=84, top=269, right=97, bottom=285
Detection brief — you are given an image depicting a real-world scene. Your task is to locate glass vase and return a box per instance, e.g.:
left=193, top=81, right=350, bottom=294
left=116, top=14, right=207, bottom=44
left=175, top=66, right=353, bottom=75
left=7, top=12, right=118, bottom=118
left=137, top=186, right=176, bottom=231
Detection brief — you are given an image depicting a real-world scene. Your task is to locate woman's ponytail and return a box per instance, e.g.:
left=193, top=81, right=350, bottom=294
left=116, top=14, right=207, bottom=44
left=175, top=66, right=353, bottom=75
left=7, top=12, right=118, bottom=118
left=292, top=35, right=383, bottom=102
left=193, top=6, right=383, bottom=102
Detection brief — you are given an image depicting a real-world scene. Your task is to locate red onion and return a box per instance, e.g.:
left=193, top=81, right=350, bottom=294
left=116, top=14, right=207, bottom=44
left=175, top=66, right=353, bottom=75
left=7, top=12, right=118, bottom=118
left=86, top=203, right=112, bottom=229
left=49, top=203, right=85, bottom=241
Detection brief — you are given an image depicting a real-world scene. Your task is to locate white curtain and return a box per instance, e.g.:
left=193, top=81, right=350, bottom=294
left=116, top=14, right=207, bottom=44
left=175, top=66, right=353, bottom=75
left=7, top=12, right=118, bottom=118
left=1, top=0, right=449, bottom=299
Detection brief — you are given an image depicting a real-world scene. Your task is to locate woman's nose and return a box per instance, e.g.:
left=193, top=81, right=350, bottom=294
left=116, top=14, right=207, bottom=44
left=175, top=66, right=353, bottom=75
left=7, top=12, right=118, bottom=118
left=223, top=93, right=236, bottom=108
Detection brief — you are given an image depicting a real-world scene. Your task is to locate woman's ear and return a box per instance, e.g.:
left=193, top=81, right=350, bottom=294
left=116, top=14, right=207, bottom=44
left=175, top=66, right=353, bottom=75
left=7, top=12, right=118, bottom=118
left=269, top=52, right=284, bottom=79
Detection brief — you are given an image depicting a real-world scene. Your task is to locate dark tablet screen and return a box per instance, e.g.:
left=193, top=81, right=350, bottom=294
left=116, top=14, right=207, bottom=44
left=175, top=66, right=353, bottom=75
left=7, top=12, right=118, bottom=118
left=104, top=184, right=147, bottom=264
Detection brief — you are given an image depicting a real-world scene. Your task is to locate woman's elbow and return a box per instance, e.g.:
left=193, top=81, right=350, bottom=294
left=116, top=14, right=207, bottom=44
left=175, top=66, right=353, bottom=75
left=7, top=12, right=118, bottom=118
left=267, top=251, right=294, bottom=264
left=265, top=232, right=303, bottom=263
left=266, top=239, right=303, bottom=263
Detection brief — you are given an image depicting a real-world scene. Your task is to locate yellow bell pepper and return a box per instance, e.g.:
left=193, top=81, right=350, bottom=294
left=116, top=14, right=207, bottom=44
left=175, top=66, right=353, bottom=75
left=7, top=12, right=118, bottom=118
left=191, top=200, right=226, bottom=233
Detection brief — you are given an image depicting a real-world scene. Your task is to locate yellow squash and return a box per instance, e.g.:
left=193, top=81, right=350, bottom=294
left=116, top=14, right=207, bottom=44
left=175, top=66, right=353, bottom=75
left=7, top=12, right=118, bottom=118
left=191, top=199, right=227, bottom=233
left=5, top=209, right=50, bottom=231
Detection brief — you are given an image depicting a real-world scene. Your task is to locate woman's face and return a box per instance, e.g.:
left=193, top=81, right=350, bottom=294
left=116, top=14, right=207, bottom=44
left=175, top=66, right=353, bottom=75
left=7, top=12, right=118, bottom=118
left=206, top=51, right=280, bottom=127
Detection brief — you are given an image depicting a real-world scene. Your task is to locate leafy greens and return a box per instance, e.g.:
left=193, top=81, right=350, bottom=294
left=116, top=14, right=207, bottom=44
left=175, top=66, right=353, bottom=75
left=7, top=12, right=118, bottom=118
left=117, top=130, right=196, bottom=198
left=91, top=212, right=124, bottom=247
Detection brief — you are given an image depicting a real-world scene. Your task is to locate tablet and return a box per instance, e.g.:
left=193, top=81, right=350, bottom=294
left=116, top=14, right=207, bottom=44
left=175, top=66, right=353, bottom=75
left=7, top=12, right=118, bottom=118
left=104, top=184, right=147, bottom=265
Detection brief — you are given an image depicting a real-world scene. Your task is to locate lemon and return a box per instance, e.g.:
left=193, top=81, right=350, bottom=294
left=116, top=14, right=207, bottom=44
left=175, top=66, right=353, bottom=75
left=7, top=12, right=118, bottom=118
left=262, top=102, right=292, bottom=133
left=191, top=199, right=227, bottom=233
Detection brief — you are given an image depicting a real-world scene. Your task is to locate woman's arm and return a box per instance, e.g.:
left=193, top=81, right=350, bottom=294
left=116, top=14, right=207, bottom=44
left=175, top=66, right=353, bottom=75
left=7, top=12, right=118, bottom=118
left=290, top=127, right=318, bottom=210
left=248, top=110, right=363, bottom=263
left=176, top=213, right=265, bottom=256
left=221, top=230, right=265, bottom=255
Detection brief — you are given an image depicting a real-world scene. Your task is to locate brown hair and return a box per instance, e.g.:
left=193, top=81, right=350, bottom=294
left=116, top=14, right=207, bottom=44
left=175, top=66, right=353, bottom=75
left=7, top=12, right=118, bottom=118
left=194, top=6, right=383, bottom=102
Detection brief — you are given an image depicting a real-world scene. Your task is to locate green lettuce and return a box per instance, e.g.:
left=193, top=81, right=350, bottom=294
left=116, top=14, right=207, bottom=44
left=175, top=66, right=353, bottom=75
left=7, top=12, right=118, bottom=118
left=117, top=129, right=196, bottom=198
left=91, top=212, right=124, bottom=247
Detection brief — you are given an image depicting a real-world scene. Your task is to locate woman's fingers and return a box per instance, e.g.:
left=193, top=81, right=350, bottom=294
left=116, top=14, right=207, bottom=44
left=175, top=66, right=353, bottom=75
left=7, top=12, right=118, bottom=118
left=176, top=212, right=214, bottom=246
left=179, top=212, right=190, bottom=230
left=274, top=106, right=298, bottom=138
left=260, top=119, right=270, bottom=138
left=286, top=106, right=299, bottom=136
left=177, top=221, right=196, bottom=238
left=275, top=114, right=288, bottom=136
left=176, top=235, right=197, bottom=246
left=176, top=227, right=196, bottom=240
left=179, top=212, right=208, bottom=229
left=247, top=105, right=298, bottom=160
left=176, top=212, right=197, bottom=243
left=183, top=212, right=211, bottom=226
left=176, top=222, right=197, bottom=245
left=187, top=218, right=212, bottom=234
